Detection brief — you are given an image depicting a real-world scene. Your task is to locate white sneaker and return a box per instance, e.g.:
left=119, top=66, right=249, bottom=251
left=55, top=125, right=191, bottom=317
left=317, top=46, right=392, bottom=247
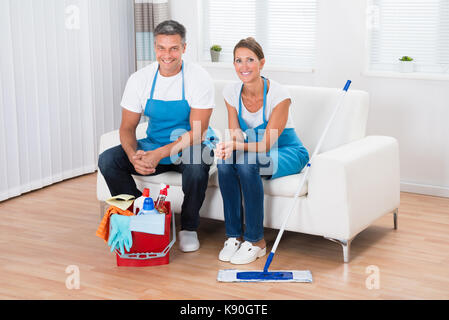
left=230, top=241, right=267, bottom=265
left=178, top=230, right=200, bottom=252
left=218, top=238, right=241, bottom=262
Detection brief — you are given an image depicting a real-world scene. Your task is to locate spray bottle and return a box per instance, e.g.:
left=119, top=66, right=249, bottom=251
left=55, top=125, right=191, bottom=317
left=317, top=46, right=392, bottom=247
left=133, top=188, right=150, bottom=215
left=155, top=184, right=170, bottom=214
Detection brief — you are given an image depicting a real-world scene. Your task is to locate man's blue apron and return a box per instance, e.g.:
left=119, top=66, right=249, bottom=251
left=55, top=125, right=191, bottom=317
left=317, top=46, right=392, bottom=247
left=237, top=77, right=309, bottom=179
left=137, top=62, right=216, bottom=165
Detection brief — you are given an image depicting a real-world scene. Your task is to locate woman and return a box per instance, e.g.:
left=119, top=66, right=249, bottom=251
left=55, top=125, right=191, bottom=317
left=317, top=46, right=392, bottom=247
left=216, top=38, right=309, bottom=265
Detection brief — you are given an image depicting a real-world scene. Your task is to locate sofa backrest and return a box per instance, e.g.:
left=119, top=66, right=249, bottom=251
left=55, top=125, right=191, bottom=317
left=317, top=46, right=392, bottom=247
left=210, top=80, right=369, bottom=154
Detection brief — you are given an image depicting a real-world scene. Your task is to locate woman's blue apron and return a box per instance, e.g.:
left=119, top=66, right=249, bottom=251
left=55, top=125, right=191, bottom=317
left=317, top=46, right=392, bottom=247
left=137, top=62, right=216, bottom=165
left=237, top=77, right=309, bottom=179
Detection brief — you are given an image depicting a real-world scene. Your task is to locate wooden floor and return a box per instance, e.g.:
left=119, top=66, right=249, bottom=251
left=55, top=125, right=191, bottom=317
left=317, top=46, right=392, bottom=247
left=0, top=173, right=448, bottom=300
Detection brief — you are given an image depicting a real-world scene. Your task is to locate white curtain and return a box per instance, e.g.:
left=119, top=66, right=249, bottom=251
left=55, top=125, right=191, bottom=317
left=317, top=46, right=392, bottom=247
left=0, top=0, right=135, bottom=202
left=134, top=0, right=169, bottom=69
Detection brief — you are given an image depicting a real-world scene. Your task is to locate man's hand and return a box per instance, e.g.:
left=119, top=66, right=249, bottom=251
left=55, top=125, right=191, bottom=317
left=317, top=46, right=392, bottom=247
left=140, top=149, right=163, bottom=169
left=131, top=149, right=164, bottom=175
left=131, top=150, right=156, bottom=175
left=119, top=108, right=153, bottom=174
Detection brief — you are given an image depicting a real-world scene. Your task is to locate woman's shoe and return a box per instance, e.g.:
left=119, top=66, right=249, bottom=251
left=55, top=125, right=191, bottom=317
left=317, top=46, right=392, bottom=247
left=230, top=241, right=266, bottom=265
left=218, top=238, right=241, bottom=262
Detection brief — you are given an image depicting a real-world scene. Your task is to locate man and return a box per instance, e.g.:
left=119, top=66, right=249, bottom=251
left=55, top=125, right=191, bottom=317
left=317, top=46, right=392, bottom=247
left=98, top=20, right=215, bottom=253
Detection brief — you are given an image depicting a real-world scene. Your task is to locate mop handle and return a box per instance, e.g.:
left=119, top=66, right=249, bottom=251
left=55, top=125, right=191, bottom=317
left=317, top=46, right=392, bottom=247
left=263, top=80, right=352, bottom=272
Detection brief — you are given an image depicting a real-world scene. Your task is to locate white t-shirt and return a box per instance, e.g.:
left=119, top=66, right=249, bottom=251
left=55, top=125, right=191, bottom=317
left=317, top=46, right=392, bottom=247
left=222, top=79, right=295, bottom=129
left=120, top=61, right=215, bottom=113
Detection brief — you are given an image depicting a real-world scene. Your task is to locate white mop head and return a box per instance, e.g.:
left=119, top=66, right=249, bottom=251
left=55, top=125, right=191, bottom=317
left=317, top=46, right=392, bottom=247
left=217, top=269, right=313, bottom=283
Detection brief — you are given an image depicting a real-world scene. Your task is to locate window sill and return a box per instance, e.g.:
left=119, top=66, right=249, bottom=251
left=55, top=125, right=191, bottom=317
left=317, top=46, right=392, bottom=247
left=362, top=70, right=449, bottom=81
left=199, top=61, right=315, bottom=73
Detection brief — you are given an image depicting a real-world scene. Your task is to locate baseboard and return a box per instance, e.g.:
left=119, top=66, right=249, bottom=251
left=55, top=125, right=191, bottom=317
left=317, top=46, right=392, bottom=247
left=0, top=166, right=96, bottom=202
left=401, top=181, right=449, bottom=198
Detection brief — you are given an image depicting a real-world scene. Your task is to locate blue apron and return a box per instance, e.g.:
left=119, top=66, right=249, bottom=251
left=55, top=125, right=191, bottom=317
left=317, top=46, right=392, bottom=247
left=137, top=62, right=216, bottom=164
left=237, top=77, right=309, bottom=179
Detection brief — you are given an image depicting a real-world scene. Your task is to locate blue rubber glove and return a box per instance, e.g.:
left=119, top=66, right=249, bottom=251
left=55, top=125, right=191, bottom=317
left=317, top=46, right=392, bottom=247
left=108, top=214, right=132, bottom=255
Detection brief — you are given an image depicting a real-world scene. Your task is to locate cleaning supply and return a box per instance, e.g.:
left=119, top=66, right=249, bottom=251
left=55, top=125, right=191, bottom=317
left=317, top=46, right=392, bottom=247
left=108, top=214, right=133, bottom=255
left=139, top=197, right=159, bottom=215
left=115, top=203, right=175, bottom=267
left=129, top=214, right=166, bottom=235
left=106, top=194, right=135, bottom=211
left=133, top=188, right=150, bottom=215
left=155, top=184, right=170, bottom=214
left=217, top=80, right=352, bottom=283
left=217, top=269, right=313, bottom=283
left=96, top=205, right=134, bottom=243
left=131, top=197, right=164, bottom=234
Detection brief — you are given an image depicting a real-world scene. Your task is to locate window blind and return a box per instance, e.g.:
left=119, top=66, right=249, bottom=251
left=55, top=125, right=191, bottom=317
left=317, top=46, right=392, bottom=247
left=202, top=0, right=317, bottom=68
left=369, top=0, right=449, bottom=74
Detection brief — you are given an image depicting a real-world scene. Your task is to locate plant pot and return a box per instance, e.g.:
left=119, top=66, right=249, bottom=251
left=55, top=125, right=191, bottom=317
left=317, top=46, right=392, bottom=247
left=210, top=50, right=220, bottom=62
left=398, top=61, right=414, bottom=73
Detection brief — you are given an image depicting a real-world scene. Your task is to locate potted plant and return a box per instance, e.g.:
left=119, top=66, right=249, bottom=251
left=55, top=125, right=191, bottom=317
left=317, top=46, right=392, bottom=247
left=398, top=56, right=414, bottom=73
left=210, top=45, right=222, bottom=62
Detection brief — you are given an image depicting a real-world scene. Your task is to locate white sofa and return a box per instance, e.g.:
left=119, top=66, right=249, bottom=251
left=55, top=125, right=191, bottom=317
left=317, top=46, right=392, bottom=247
left=96, top=80, right=400, bottom=263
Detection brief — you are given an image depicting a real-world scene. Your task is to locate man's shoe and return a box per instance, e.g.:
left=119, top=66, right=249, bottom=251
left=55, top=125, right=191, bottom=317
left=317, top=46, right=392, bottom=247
left=179, top=230, right=200, bottom=252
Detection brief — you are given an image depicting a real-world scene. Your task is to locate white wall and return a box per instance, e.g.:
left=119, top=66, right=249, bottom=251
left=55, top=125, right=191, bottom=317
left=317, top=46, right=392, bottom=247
left=170, top=0, right=449, bottom=197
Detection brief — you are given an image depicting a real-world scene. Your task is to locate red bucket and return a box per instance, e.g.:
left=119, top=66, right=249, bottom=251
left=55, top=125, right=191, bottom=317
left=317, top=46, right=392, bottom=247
left=115, top=202, right=175, bottom=267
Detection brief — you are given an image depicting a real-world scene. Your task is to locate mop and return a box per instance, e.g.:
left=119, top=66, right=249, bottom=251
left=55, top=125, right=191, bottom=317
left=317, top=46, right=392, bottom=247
left=217, top=80, right=352, bottom=283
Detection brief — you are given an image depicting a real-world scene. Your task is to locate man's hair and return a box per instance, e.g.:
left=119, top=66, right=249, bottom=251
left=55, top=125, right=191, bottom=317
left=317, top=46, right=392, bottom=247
left=154, top=20, right=186, bottom=43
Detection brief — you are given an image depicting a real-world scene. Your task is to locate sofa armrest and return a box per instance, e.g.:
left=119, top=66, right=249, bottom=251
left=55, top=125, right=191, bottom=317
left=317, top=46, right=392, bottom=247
left=98, top=129, right=120, bottom=154
left=97, top=122, right=148, bottom=201
left=306, top=135, right=400, bottom=240
left=98, top=122, right=148, bottom=154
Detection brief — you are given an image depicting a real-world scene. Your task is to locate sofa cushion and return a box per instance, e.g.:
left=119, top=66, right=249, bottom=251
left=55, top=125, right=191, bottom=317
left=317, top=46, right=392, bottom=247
left=208, top=169, right=307, bottom=197
left=131, top=163, right=307, bottom=198
left=133, top=166, right=307, bottom=198
left=263, top=172, right=308, bottom=197
left=132, top=164, right=218, bottom=188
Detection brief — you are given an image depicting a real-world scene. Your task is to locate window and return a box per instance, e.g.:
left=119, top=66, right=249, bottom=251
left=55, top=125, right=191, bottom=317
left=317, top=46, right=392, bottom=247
left=368, top=0, right=449, bottom=74
left=201, top=0, right=317, bottom=69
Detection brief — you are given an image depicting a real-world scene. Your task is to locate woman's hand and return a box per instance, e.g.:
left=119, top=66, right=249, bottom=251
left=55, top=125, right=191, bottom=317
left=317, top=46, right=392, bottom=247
left=215, top=141, right=235, bottom=160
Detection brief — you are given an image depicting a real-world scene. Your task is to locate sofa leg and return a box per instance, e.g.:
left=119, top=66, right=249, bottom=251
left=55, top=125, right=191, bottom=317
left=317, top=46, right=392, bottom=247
left=325, top=237, right=353, bottom=263
left=342, top=240, right=351, bottom=263
left=393, top=208, right=398, bottom=230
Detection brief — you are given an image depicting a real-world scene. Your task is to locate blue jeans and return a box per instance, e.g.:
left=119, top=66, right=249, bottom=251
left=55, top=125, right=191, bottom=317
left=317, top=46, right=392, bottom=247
left=217, top=151, right=273, bottom=243
left=98, top=143, right=213, bottom=231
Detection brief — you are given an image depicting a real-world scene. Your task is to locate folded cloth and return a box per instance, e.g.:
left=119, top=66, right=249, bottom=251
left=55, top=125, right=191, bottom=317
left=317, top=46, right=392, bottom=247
left=96, top=206, right=134, bottom=242
left=105, top=194, right=135, bottom=211
left=129, top=214, right=165, bottom=235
